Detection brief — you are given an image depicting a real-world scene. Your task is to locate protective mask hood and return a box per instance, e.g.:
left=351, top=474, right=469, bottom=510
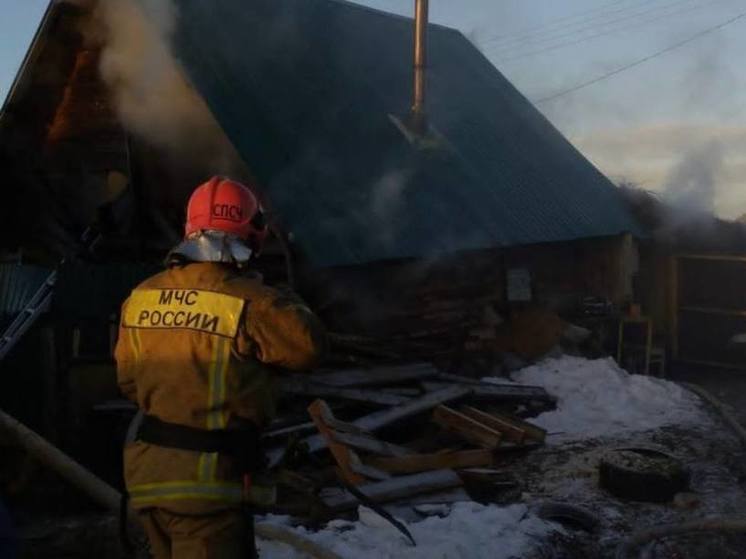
left=167, top=230, right=253, bottom=266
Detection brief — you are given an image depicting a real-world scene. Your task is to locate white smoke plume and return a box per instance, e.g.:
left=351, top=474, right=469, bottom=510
left=662, top=140, right=724, bottom=217
left=92, top=0, right=246, bottom=177
left=370, top=169, right=412, bottom=245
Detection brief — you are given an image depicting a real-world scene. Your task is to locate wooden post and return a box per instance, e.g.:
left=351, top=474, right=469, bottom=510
left=0, top=406, right=121, bottom=511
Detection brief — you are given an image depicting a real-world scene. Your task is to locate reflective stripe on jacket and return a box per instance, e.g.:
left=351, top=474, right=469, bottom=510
left=115, top=262, right=326, bottom=512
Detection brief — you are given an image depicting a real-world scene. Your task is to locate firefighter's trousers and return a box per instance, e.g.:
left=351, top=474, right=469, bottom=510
left=138, top=508, right=253, bottom=559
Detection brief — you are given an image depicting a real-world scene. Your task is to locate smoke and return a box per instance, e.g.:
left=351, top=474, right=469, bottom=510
left=662, top=140, right=724, bottom=217
left=370, top=169, right=412, bottom=245
left=92, top=0, right=245, bottom=177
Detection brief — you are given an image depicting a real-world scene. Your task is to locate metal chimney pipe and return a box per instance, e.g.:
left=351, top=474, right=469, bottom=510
left=411, top=0, right=428, bottom=133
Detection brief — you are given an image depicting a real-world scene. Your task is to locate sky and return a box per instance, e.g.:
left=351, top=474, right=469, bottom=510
left=1, top=0, right=745, bottom=218
left=0, top=0, right=48, bottom=105
left=350, top=0, right=746, bottom=219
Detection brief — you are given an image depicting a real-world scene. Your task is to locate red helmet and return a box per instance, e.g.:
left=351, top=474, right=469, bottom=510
left=184, top=176, right=268, bottom=252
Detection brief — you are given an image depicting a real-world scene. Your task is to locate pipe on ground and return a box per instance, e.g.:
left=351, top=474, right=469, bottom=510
left=681, top=382, right=746, bottom=445
left=0, top=407, right=341, bottom=559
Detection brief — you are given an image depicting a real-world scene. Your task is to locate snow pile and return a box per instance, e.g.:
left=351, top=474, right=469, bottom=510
left=494, top=356, right=706, bottom=441
left=259, top=503, right=561, bottom=559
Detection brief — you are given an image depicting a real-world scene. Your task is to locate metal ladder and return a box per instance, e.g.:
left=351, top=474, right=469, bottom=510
left=0, top=269, right=57, bottom=361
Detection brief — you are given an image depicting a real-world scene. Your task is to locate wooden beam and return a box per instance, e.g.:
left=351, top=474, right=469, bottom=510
left=267, top=386, right=470, bottom=466
left=356, top=386, right=471, bottom=433
left=321, top=469, right=463, bottom=511
left=460, top=408, right=545, bottom=444
left=367, top=449, right=493, bottom=475
left=435, top=372, right=483, bottom=385
left=421, top=381, right=554, bottom=403
left=332, top=432, right=414, bottom=458
left=380, top=387, right=423, bottom=398
left=280, top=378, right=411, bottom=406
left=432, top=406, right=502, bottom=449
left=348, top=457, right=391, bottom=481
left=312, top=404, right=370, bottom=436
left=460, top=407, right=527, bottom=444
left=310, top=363, right=437, bottom=387
left=307, top=400, right=365, bottom=486
left=264, top=421, right=316, bottom=439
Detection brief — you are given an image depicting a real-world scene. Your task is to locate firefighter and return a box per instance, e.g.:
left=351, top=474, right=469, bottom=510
left=115, top=177, right=326, bottom=558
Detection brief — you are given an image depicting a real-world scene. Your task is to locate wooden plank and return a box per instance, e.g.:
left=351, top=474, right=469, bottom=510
left=264, top=421, right=316, bottom=439
left=311, top=363, right=436, bottom=387
left=435, top=372, right=483, bottom=385
left=280, top=378, right=411, bottom=406
left=367, top=449, right=494, bottom=475
left=321, top=469, right=463, bottom=511
left=356, top=386, right=471, bottom=433
left=380, top=387, right=423, bottom=398
left=349, top=458, right=392, bottom=481
left=432, top=406, right=503, bottom=449
left=267, top=386, right=470, bottom=466
left=307, top=400, right=365, bottom=486
left=461, top=407, right=526, bottom=444
left=421, top=381, right=554, bottom=402
left=332, top=432, right=414, bottom=458
left=492, top=411, right=545, bottom=443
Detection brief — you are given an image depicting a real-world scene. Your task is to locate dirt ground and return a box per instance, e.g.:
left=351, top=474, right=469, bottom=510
left=506, top=363, right=746, bottom=559
left=672, top=365, right=746, bottom=426
left=508, top=423, right=746, bottom=558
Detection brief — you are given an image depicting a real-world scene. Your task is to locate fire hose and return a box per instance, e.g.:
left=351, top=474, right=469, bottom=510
left=616, top=382, right=746, bottom=559
left=0, top=407, right=342, bottom=559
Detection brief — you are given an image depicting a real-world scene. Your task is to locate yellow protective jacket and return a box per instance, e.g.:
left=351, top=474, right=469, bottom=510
left=114, top=262, right=326, bottom=513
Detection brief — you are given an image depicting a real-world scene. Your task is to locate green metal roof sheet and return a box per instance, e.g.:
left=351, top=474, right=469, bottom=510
left=165, top=0, right=643, bottom=267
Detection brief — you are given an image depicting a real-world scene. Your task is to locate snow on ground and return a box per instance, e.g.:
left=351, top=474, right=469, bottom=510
left=492, top=355, right=707, bottom=442
left=258, top=503, right=562, bottom=559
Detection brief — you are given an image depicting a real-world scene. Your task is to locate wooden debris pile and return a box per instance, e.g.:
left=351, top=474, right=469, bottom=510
left=264, top=362, right=555, bottom=520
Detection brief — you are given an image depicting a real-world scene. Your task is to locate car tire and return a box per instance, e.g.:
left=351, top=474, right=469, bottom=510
left=599, top=447, right=689, bottom=503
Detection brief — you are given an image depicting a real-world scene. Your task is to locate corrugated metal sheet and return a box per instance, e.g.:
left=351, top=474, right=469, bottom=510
left=0, top=264, right=52, bottom=332
left=165, top=0, right=643, bottom=267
